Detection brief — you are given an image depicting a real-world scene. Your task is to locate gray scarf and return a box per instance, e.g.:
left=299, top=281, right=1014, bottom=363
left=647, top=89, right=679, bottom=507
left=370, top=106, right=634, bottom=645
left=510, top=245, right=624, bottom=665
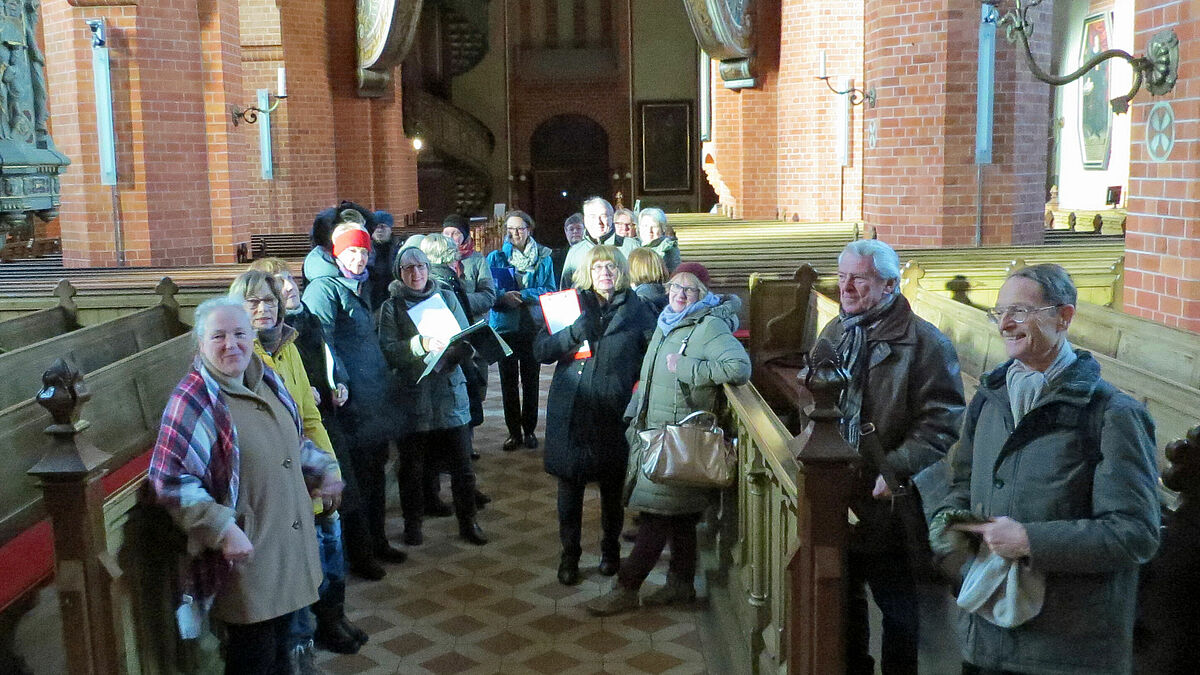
left=1005, top=339, right=1077, bottom=424
left=507, top=238, right=541, bottom=288
left=835, top=292, right=898, bottom=449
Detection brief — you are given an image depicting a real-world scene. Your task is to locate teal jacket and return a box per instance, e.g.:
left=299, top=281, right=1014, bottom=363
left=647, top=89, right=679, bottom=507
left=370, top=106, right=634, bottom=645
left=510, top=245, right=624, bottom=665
left=486, top=241, right=557, bottom=335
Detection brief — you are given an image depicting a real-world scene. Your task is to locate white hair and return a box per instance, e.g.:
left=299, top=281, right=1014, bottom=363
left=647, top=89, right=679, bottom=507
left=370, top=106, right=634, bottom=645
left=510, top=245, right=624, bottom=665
left=582, top=196, right=615, bottom=221
left=420, top=232, right=459, bottom=265
left=839, top=239, right=902, bottom=285
left=193, top=296, right=249, bottom=343
left=638, top=207, right=668, bottom=228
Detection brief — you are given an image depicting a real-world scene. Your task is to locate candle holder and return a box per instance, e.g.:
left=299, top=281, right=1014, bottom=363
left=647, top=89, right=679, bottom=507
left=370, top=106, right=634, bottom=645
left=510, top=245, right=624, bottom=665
left=816, top=50, right=875, bottom=108
left=231, top=67, right=288, bottom=127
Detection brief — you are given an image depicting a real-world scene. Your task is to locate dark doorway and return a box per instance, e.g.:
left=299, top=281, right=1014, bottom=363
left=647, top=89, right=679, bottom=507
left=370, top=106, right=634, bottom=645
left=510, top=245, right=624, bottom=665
left=530, top=115, right=609, bottom=248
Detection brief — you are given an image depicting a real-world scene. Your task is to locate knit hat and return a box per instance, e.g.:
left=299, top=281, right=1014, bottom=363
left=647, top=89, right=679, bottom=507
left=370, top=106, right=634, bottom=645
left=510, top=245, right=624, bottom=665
left=674, top=262, right=710, bottom=287
left=332, top=224, right=371, bottom=257
left=442, top=213, right=471, bottom=242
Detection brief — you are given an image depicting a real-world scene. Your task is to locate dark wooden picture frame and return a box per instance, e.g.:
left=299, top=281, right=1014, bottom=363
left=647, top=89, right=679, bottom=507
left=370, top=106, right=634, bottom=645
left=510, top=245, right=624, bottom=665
left=639, top=100, right=694, bottom=194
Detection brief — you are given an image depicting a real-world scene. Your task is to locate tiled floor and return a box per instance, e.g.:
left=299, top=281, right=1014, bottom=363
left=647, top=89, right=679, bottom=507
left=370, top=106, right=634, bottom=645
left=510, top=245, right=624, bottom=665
left=317, top=367, right=719, bottom=674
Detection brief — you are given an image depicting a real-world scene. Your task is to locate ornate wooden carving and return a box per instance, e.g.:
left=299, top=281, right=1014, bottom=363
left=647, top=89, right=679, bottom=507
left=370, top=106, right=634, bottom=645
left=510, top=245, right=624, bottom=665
left=357, top=0, right=423, bottom=97
left=683, top=0, right=755, bottom=88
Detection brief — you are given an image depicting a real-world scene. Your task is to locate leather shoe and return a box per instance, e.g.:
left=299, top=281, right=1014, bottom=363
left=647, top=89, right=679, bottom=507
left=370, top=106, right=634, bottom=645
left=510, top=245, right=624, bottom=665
left=403, top=524, right=423, bottom=546
left=524, top=432, right=539, bottom=449
left=470, top=450, right=480, bottom=459
left=502, top=436, right=521, bottom=452
left=459, top=522, right=489, bottom=545
left=348, top=557, right=386, bottom=581
left=375, top=544, right=408, bottom=564
left=474, top=491, right=492, bottom=508
left=315, top=619, right=361, bottom=655
left=424, top=500, right=454, bottom=518
left=598, top=556, right=620, bottom=576
left=558, top=557, right=581, bottom=586
left=340, top=616, right=369, bottom=646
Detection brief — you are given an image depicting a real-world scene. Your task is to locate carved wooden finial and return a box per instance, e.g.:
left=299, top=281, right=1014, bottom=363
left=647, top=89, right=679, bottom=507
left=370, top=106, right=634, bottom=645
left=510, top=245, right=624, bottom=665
left=36, top=358, right=91, bottom=432
left=53, top=279, right=78, bottom=316
left=1163, top=425, right=1200, bottom=508
left=28, top=359, right=111, bottom=479
left=802, top=337, right=848, bottom=422
left=156, top=277, right=180, bottom=311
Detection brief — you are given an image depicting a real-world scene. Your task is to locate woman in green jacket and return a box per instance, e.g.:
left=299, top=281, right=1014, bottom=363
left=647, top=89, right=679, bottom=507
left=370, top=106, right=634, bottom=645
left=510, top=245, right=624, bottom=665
left=587, top=270, right=750, bottom=616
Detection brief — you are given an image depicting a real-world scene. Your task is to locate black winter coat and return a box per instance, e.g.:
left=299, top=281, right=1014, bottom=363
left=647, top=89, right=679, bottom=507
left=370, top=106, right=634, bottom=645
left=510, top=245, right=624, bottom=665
left=534, top=289, right=656, bottom=481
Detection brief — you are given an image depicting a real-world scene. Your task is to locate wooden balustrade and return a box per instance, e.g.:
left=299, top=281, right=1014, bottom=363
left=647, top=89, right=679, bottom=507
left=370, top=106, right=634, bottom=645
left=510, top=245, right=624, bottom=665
left=714, top=335, right=858, bottom=673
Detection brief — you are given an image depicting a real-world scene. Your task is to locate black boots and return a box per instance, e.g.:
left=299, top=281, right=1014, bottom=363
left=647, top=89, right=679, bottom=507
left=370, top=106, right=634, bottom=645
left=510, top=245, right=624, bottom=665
left=459, top=520, right=489, bottom=545
left=313, top=581, right=367, bottom=654
left=343, top=514, right=385, bottom=580
left=558, top=555, right=581, bottom=586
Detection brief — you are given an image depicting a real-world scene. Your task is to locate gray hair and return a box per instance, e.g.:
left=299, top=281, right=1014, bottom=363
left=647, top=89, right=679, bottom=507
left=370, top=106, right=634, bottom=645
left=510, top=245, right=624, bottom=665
left=839, top=239, right=902, bottom=285
left=638, top=207, right=668, bottom=228
left=614, top=207, right=635, bottom=221
left=582, top=196, right=615, bottom=221
left=399, top=246, right=430, bottom=267
left=420, top=232, right=459, bottom=265
left=564, top=213, right=584, bottom=230
left=1008, top=263, right=1077, bottom=307
left=193, top=296, right=250, bottom=344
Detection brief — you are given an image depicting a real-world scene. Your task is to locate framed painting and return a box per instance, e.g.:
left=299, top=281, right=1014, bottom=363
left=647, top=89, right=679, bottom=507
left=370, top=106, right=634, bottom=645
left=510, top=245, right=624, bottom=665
left=639, top=101, right=694, bottom=194
left=1078, top=12, right=1112, bottom=170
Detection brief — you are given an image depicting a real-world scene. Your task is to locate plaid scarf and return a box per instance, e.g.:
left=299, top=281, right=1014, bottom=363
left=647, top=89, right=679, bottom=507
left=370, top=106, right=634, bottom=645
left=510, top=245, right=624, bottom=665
left=835, top=292, right=897, bottom=449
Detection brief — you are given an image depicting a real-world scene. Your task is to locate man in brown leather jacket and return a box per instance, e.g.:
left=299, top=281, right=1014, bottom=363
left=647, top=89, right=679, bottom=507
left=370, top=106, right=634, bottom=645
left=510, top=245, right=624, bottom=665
left=817, top=239, right=965, bottom=674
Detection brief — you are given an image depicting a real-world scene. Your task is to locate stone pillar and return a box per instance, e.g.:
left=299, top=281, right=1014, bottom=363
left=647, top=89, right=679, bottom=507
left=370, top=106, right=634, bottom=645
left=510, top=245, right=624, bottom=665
left=862, top=0, right=1053, bottom=247
left=1124, top=1, right=1199, bottom=332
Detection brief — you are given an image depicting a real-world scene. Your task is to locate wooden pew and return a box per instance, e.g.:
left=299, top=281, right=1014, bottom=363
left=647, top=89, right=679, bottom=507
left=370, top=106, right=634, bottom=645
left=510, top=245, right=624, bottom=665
left=0, top=280, right=188, bottom=412
left=900, top=255, right=1125, bottom=307
left=0, top=281, right=80, bottom=353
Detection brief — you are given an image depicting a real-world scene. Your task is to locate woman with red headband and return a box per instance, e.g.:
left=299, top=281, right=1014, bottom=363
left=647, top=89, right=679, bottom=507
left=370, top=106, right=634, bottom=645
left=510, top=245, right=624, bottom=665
left=303, top=218, right=408, bottom=579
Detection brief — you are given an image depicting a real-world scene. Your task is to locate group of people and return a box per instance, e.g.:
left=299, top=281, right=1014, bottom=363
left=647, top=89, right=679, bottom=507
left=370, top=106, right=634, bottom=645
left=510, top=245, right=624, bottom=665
left=826, top=240, right=1160, bottom=675
left=148, top=193, right=1160, bottom=675
left=148, top=196, right=737, bottom=673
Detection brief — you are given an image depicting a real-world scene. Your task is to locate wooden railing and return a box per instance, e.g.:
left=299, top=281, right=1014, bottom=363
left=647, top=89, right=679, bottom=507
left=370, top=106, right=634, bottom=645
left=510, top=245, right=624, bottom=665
left=711, top=337, right=858, bottom=673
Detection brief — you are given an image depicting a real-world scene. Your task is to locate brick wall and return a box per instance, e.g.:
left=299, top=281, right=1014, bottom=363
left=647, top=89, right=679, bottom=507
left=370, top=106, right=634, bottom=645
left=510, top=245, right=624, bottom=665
left=1124, top=0, right=1199, bottom=331
left=703, top=0, right=864, bottom=222
left=43, top=0, right=418, bottom=265
left=863, top=0, right=1052, bottom=247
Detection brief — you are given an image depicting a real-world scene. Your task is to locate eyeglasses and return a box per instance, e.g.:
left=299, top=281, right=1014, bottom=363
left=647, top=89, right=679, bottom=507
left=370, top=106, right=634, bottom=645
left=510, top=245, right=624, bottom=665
left=591, top=263, right=618, bottom=273
left=985, top=304, right=1061, bottom=324
left=665, top=282, right=701, bottom=297
left=505, top=226, right=528, bottom=233
left=244, top=296, right=277, bottom=308
left=400, top=263, right=428, bottom=273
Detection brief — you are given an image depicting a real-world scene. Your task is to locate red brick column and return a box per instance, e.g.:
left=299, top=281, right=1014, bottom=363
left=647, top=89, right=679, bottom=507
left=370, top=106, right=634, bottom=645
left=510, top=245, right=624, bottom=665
left=862, top=0, right=1052, bottom=247
left=1124, top=2, right=1200, bottom=331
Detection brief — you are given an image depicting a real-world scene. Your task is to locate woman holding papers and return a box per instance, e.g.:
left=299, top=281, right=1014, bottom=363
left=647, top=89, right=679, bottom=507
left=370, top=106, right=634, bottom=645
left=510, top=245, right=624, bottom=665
left=534, top=245, right=657, bottom=586
left=379, top=245, right=489, bottom=547
left=586, top=270, right=749, bottom=616
left=486, top=210, right=557, bottom=452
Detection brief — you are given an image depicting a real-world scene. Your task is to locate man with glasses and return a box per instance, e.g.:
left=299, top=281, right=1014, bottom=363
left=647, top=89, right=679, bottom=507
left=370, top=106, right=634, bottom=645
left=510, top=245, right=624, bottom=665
left=933, top=264, right=1159, bottom=675
left=818, top=239, right=965, bottom=675
left=558, top=197, right=640, bottom=288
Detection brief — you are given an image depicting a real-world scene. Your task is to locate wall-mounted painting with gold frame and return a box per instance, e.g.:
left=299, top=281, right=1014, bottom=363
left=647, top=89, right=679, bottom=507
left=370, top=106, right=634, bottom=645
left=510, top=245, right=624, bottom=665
left=639, top=101, right=694, bottom=194
left=1079, top=12, right=1113, bottom=170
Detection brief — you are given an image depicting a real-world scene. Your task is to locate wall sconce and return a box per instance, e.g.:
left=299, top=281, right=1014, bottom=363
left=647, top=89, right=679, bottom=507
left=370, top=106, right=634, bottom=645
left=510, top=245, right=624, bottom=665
left=412, top=136, right=424, bottom=151
left=989, top=0, right=1178, bottom=113
left=816, top=50, right=875, bottom=107
left=230, top=67, right=287, bottom=126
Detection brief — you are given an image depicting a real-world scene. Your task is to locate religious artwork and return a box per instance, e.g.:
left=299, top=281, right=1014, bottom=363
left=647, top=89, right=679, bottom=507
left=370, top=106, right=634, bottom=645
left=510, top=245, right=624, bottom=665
left=356, top=0, right=422, bottom=97
left=1079, top=13, right=1112, bottom=170
left=639, top=101, right=693, bottom=194
left=682, top=0, right=755, bottom=87
left=0, top=0, right=69, bottom=239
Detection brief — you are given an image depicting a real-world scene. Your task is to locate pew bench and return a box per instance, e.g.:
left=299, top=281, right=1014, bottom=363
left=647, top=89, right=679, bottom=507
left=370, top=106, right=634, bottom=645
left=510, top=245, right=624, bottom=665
left=0, top=282, right=80, bottom=353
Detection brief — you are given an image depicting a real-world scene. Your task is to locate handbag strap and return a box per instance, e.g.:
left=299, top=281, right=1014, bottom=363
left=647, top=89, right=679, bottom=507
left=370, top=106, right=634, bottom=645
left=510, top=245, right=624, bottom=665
left=637, top=324, right=703, bottom=429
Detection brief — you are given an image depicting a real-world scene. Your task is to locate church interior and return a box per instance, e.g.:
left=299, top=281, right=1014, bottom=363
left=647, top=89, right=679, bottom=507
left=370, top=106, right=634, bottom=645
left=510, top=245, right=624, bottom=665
left=0, top=0, right=1197, bottom=673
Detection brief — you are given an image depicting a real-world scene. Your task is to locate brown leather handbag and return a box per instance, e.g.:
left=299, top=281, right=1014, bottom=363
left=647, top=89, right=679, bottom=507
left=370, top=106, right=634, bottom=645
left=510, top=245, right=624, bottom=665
left=638, top=410, right=736, bottom=488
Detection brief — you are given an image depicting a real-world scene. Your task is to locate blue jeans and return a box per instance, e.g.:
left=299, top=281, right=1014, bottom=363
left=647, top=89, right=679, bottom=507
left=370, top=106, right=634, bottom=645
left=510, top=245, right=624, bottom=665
left=289, top=513, right=347, bottom=644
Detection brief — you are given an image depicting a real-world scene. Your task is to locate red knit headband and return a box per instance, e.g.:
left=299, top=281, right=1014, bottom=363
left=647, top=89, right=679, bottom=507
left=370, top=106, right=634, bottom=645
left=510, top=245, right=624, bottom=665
left=332, top=226, right=371, bottom=257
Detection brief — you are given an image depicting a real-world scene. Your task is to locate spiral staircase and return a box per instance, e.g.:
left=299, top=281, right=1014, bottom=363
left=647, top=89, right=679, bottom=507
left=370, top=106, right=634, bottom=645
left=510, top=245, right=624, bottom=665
left=403, top=0, right=495, bottom=218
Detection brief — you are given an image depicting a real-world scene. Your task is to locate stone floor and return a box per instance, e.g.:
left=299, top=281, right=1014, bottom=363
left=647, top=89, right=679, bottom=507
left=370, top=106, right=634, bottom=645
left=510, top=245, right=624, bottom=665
left=316, top=368, right=722, bottom=674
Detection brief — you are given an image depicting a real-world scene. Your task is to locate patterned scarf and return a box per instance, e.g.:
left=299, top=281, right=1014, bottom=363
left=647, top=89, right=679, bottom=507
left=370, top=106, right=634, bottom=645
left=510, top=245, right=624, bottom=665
left=835, top=292, right=898, bottom=448
left=508, top=237, right=540, bottom=275
left=453, top=239, right=475, bottom=276
left=1005, top=339, right=1076, bottom=424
